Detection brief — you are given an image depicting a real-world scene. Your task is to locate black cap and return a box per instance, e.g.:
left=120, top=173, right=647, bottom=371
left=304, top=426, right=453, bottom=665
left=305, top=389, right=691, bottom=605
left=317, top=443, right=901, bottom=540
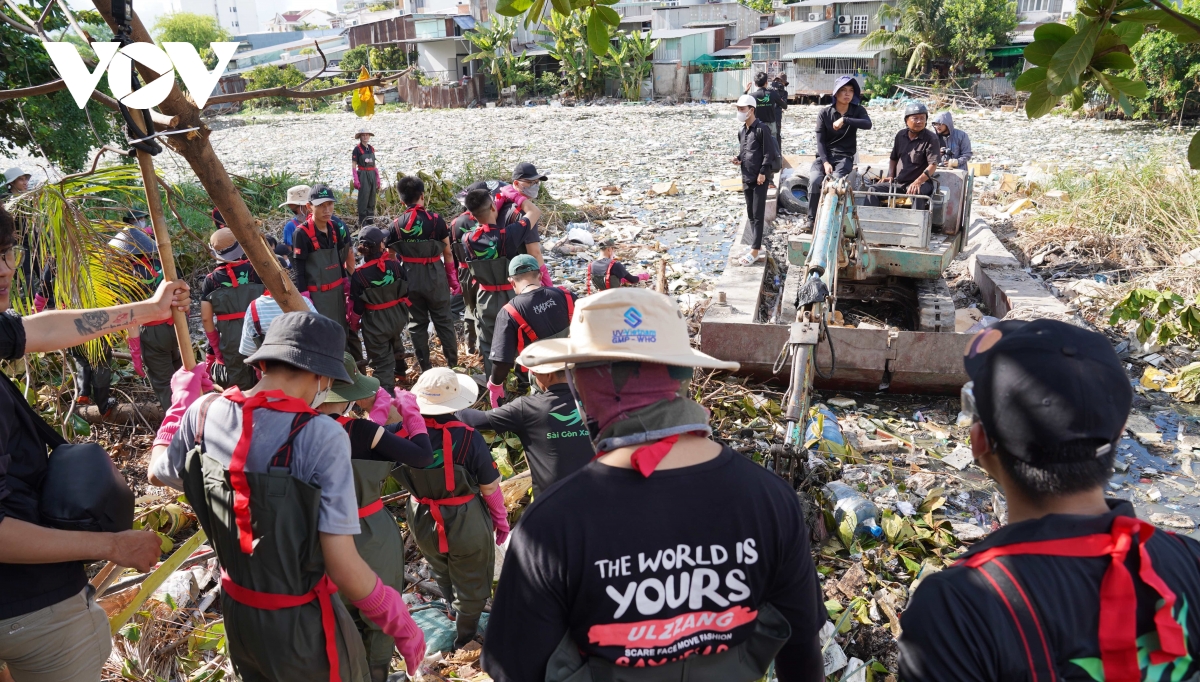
left=964, top=319, right=1131, bottom=464
left=244, top=311, right=351, bottom=382
left=512, top=162, right=547, bottom=182
left=309, top=184, right=335, bottom=205
left=123, top=209, right=148, bottom=224
left=357, top=226, right=387, bottom=244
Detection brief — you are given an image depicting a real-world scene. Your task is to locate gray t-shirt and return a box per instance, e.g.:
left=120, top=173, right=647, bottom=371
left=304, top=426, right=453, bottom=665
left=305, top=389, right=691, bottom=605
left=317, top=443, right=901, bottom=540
left=151, top=396, right=360, bottom=536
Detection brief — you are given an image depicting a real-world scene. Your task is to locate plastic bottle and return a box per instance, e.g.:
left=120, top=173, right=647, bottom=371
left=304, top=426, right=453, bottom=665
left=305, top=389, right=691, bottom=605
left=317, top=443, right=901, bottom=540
left=825, top=481, right=883, bottom=539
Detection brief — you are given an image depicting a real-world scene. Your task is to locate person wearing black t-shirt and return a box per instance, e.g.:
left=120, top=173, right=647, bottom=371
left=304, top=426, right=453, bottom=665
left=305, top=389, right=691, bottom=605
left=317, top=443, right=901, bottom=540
left=482, top=288, right=826, bottom=682
left=352, top=128, right=380, bottom=226
left=0, top=206, right=188, bottom=681
left=457, top=360, right=594, bottom=497
left=292, top=184, right=360, bottom=359
left=868, top=101, right=939, bottom=210
left=586, top=239, right=645, bottom=294
left=899, top=319, right=1200, bottom=682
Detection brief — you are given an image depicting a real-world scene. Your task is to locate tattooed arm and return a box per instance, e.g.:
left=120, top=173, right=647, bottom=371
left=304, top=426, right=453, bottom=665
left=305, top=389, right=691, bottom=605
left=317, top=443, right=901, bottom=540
left=23, top=279, right=191, bottom=353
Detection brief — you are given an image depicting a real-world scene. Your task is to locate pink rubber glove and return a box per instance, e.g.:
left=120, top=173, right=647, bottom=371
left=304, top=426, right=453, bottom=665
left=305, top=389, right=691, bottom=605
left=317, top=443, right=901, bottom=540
left=205, top=330, right=224, bottom=364
left=637, top=273, right=651, bottom=281
left=445, top=264, right=462, bottom=297
left=393, top=388, right=428, bottom=438
left=153, top=360, right=213, bottom=447
left=539, top=264, right=552, bottom=288
left=487, top=381, right=504, bottom=409
left=343, top=279, right=351, bottom=297
left=497, top=184, right=526, bottom=210
left=128, top=337, right=146, bottom=377
left=346, top=294, right=362, bottom=332
left=33, top=293, right=47, bottom=313
left=300, top=291, right=314, bottom=303
left=351, top=577, right=426, bottom=674
left=353, top=175, right=361, bottom=190
left=482, top=487, right=511, bottom=545
left=368, top=386, right=393, bottom=425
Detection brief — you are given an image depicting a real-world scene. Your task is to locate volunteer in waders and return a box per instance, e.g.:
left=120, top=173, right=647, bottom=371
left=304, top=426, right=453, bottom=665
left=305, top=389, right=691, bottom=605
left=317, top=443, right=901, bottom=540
left=898, top=319, right=1200, bottom=681
left=0, top=206, right=189, bottom=682
left=292, top=184, right=360, bottom=358
left=499, top=162, right=553, bottom=287
left=586, top=238, right=647, bottom=294
left=401, top=367, right=509, bottom=650
left=280, top=184, right=311, bottom=247
left=349, top=226, right=410, bottom=390
left=387, top=175, right=459, bottom=371
left=459, top=188, right=543, bottom=376
left=352, top=129, right=380, bottom=227
left=450, top=193, right=480, bottom=356
left=114, top=227, right=183, bottom=410
left=317, top=354, right=433, bottom=682
left=149, top=312, right=426, bottom=682
left=486, top=254, right=575, bottom=408
left=201, top=228, right=266, bottom=391
left=457, top=357, right=593, bottom=497
left=482, top=289, right=827, bottom=682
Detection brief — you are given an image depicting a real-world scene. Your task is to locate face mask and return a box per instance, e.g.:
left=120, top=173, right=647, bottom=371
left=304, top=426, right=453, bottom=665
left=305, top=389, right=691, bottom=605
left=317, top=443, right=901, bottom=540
left=310, top=379, right=330, bottom=409
left=737, top=110, right=750, bottom=123
left=521, top=182, right=540, bottom=199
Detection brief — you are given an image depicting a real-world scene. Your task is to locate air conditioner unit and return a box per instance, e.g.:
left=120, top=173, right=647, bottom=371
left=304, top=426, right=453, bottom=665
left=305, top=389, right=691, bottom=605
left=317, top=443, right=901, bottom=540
left=1061, top=11, right=1071, bottom=19
left=807, top=12, right=819, bottom=20
left=838, top=23, right=851, bottom=33
left=837, top=14, right=849, bottom=23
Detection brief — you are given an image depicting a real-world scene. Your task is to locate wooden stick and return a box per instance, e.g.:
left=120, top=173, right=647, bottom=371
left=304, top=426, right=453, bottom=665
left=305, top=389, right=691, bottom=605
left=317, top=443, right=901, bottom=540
left=655, top=259, right=667, bottom=294
left=126, top=108, right=196, bottom=370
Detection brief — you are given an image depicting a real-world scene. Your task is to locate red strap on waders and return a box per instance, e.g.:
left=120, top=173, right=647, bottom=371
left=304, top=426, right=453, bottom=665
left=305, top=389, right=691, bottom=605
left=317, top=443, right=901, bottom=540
left=300, top=215, right=346, bottom=292
left=414, top=418, right=476, bottom=553
left=959, top=515, right=1186, bottom=681
left=587, top=260, right=618, bottom=295
left=503, top=288, right=575, bottom=353
left=221, top=388, right=318, bottom=555
left=221, top=570, right=342, bottom=682
left=476, top=281, right=513, bottom=291
left=334, top=416, right=390, bottom=519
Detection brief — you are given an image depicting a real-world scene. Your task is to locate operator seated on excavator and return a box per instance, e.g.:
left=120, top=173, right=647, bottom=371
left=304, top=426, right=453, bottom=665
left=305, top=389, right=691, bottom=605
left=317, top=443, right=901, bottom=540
left=863, top=100, right=939, bottom=211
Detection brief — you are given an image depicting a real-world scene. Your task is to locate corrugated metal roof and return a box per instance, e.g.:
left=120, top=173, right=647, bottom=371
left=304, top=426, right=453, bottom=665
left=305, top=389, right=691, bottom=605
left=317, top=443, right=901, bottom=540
left=749, top=20, right=829, bottom=37
left=650, top=27, right=719, bottom=38
left=712, top=45, right=750, bottom=56
left=683, top=19, right=737, bottom=27
left=786, top=0, right=833, bottom=5
left=782, top=36, right=883, bottom=59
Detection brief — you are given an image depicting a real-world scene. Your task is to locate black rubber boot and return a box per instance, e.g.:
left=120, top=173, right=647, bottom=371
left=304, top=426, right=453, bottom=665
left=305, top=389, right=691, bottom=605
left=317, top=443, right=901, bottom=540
left=369, top=663, right=389, bottom=682
left=453, top=611, right=482, bottom=650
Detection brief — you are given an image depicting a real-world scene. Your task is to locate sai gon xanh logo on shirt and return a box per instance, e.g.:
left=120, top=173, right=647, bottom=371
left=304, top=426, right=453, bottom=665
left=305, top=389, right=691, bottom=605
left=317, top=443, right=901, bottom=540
left=613, top=307, right=656, bottom=344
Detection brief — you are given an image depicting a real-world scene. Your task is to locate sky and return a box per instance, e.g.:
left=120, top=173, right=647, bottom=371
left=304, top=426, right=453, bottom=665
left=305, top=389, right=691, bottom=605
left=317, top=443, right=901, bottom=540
left=65, top=0, right=338, bottom=35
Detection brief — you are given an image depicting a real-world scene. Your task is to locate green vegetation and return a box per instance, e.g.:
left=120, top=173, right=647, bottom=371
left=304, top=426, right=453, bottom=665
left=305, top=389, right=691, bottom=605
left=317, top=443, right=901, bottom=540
left=538, top=11, right=609, bottom=98
left=463, top=17, right=529, bottom=92
left=862, top=0, right=1017, bottom=75
left=243, top=65, right=308, bottom=108
left=495, top=0, right=623, bottom=56
left=1125, top=0, right=1200, bottom=119
left=602, top=29, right=658, bottom=101
left=151, top=12, right=232, bottom=68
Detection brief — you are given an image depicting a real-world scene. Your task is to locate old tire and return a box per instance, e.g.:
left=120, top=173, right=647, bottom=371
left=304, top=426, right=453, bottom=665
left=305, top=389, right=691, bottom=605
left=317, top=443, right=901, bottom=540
left=778, top=174, right=809, bottom=215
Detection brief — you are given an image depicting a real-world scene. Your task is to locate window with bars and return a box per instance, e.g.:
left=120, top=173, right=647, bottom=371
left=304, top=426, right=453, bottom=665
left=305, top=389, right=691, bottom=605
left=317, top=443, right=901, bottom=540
left=852, top=15, right=868, bottom=33
left=1018, top=0, right=1047, bottom=11
left=814, top=57, right=872, bottom=74
left=751, top=38, right=780, bottom=62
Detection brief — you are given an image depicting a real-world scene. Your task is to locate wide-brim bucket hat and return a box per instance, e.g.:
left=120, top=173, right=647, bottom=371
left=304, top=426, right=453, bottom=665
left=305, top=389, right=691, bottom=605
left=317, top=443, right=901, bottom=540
left=516, top=289, right=739, bottom=371
left=244, top=311, right=351, bottom=382
left=279, top=184, right=311, bottom=208
left=327, top=352, right=381, bottom=403
left=413, top=367, right=479, bottom=415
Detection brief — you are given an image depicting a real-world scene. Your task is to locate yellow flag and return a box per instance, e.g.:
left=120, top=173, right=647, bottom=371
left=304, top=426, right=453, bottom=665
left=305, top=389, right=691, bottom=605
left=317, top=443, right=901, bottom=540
left=351, top=66, right=374, bottom=118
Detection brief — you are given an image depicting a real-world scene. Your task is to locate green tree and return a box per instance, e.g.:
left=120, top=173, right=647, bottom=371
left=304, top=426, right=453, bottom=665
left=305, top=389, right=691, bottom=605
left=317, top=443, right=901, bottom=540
left=340, top=45, right=371, bottom=73
left=369, top=45, right=410, bottom=71
left=151, top=12, right=232, bottom=67
left=243, top=64, right=307, bottom=107
left=943, top=0, right=1018, bottom=72
left=1, top=5, right=122, bottom=171
left=1125, top=0, right=1200, bottom=118
left=538, top=10, right=609, bottom=97
left=464, top=17, right=522, bottom=91
left=863, top=0, right=945, bottom=75
left=740, top=0, right=773, bottom=13
left=496, top=0, right=622, bottom=55
left=602, top=29, right=658, bottom=101
left=1013, top=0, right=1200, bottom=167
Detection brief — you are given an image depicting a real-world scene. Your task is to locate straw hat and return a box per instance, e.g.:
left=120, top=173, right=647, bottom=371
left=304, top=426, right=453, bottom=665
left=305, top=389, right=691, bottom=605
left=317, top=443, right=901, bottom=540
left=209, top=228, right=245, bottom=263
left=516, top=289, right=739, bottom=371
left=279, top=185, right=311, bottom=208
left=413, top=368, right=479, bottom=415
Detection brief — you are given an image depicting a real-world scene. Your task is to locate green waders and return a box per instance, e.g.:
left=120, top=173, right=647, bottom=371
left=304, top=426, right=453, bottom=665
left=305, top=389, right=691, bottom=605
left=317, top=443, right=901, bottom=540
left=394, top=420, right=494, bottom=650
left=357, top=257, right=409, bottom=391
left=336, top=417, right=406, bottom=682
left=396, top=241, right=457, bottom=370
left=356, top=170, right=378, bottom=227
left=587, top=260, right=620, bottom=295
left=544, top=603, right=791, bottom=682
left=466, top=258, right=513, bottom=377
left=208, top=263, right=265, bottom=391
left=139, top=320, right=183, bottom=411
left=181, top=393, right=369, bottom=682
left=452, top=241, right=478, bottom=354
left=300, top=222, right=361, bottom=360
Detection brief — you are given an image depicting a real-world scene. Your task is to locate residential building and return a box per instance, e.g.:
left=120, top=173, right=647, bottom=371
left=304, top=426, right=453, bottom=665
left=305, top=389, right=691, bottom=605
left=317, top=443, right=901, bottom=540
left=650, top=2, right=770, bottom=44
left=340, top=7, right=404, bottom=26
left=225, top=33, right=349, bottom=71
left=175, top=0, right=260, bottom=33
left=266, top=8, right=340, bottom=32
left=231, top=28, right=343, bottom=52
left=649, top=26, right=723, bottom=97
left=346, top=12, right=476, bottom=81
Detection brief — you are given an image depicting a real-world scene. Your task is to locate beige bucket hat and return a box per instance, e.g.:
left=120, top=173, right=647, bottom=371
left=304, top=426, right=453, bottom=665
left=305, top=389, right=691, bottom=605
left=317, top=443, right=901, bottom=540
left=279, top=184, right=311, bottom=208
left=516, top=289, right=739, bottom=371
left=413, top=367, right=480, bottom=415
left=355, top=127, right=373, bottom=139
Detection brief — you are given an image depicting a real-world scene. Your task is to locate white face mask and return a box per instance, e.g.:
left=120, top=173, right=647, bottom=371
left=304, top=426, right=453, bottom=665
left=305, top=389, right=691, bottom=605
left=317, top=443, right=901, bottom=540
left=520, top=182, right=540, bottom=199
left=737, top=110, right=750, bottom=123
left=311, top=379, right=331, bottom=409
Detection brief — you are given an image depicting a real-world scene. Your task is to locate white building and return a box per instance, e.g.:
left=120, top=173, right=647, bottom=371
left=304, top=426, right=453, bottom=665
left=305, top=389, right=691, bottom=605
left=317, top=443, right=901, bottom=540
left=175, top=0, right=260, bottom=33
left=265, top=8, right=341, bottom=31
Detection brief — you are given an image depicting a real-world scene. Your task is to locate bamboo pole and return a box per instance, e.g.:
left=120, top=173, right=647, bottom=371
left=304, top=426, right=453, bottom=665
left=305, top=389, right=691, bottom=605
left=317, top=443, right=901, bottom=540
left=126, top=107, right=196, bottom=370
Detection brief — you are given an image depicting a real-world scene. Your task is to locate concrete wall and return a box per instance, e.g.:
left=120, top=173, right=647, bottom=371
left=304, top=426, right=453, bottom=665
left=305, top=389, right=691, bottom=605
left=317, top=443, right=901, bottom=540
left=788, top=21, right=833, bottom=51
left=417, top=40, right=464, bottom=79
left=652, top=62, right=690, bottom=98
left=650, top=3, right=766, bottom=43
left=689, top=68, right=752, bottom=101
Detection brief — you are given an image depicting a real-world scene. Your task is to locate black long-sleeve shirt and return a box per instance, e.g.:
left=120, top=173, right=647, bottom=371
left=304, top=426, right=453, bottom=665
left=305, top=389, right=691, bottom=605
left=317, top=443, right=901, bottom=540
left=814, top=103, right=872, bottom=163
left=343, top=418, right=434, bottom=467
left=737, top=118, right=779, bottom=184
left=748, top=86, right=784, bottom=124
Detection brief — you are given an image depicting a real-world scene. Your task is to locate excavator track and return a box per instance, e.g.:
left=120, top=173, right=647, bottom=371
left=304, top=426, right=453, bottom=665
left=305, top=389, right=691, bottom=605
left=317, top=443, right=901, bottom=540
left=916, top=279, right=955, bottom=332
